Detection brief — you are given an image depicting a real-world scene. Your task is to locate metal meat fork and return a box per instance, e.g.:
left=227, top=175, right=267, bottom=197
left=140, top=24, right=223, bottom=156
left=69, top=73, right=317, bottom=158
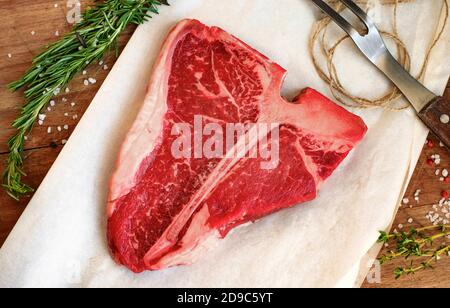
left=312, top=0, right=450, bottom=148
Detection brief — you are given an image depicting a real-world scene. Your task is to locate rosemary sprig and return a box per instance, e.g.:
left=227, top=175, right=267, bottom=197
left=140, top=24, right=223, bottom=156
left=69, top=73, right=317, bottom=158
left=378, top=225, right=450, bottom=279
left=3, top=0, right=169, bottom=200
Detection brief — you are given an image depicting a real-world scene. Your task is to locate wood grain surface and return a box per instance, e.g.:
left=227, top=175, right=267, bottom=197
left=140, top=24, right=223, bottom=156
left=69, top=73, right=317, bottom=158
left=0, top=0, right=449, bottom=288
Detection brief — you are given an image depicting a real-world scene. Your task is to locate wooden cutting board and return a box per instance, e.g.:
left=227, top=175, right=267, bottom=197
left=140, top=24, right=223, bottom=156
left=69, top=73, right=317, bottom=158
left=0, top=0, right=449, bottom=288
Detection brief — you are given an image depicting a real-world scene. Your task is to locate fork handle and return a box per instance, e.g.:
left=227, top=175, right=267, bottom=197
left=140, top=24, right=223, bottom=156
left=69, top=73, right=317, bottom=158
left=418, top=96, right=450, bottom=149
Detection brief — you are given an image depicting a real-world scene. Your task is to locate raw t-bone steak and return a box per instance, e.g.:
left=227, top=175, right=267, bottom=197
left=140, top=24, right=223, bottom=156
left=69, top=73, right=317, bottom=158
left=107, top=19, right=367, bottom=273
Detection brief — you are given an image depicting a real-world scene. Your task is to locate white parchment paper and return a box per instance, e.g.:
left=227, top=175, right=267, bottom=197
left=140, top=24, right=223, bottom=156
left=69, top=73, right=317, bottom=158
left=0, top=0, right=449, bottom=288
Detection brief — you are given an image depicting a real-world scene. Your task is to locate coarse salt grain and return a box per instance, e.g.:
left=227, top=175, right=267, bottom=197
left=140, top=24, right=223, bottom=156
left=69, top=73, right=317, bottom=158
left=55, top=30, right=59, bottom=36
left=436, top=169, right=441, bottom=176
left=64, top=113, right=69, bottom=116
left=99, top=60, right=104, bottom=65
left=47, top=127, right=52, bottom=134
left=71, top=102, right=76, bottom=107
left=402, top=198, right=409, bottom=205
left=63, top=124, right=69, bottom=130
left=398, top=224, right=404, bottom=229
left=82, top=70, right=87, bottom=75
left=38, top=120, right=43, bottom=125
left=408, top=218, right=413, bottom=224
left=72, top=115, right=78, bottom=120
left=57, top=126, right=62, bottom=132
left=103, top=65, right=108, bottom=70
left=38, top=114, right=46, bottom=121
left=7, top=53, right=12, bottom=58
left=47, top=107, right=52, bottom=111
left=31, top=31, right=36, bottom=35
left=65, top=88, right=70, bottom=93
left=62, top=97, right=67, bottom=102
left=443, top=169, right=449, bottom=178
left=62, top=139, right=67, bottom=145
left=50, top=100, right=56, bottom=106
left=88, top=77, right=97, bottom=84
left=83, top=79, right=89, bottom=86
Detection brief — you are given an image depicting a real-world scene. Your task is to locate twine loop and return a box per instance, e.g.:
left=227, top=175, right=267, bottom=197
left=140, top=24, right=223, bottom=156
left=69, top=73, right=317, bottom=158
left=309, top=0, right=449, bottom=110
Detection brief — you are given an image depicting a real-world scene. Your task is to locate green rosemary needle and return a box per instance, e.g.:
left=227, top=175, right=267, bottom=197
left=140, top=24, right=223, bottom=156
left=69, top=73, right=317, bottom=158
left=3, top=0, right=169, bottom=200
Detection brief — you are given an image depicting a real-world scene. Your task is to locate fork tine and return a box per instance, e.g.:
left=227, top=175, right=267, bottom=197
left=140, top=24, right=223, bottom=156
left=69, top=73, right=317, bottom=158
left=339, top=0, right=373, bottom=28
left=311, top=0, right=360, bottom=38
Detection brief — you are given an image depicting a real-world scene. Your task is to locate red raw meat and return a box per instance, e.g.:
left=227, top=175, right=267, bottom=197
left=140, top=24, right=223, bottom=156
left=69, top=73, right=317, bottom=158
left=107, top=19, right=367, bottom=273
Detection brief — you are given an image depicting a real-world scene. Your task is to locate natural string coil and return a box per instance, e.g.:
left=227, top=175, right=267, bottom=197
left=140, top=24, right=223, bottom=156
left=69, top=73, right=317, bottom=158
left=309, top=0, right=449, bottom=110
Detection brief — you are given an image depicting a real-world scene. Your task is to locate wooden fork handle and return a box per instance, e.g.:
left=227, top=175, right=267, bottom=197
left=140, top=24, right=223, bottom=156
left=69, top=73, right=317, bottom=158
left=418, top=96, right=450, bottom=149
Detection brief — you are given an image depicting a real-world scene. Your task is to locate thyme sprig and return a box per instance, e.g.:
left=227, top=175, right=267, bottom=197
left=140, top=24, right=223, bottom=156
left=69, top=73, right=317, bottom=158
left=378, top=225, right=450, bottom=279
left=3, top=0, right=169, bottom=200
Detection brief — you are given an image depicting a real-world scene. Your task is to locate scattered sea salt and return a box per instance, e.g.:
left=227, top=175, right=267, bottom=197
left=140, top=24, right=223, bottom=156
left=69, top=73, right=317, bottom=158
left=7, top=53, right=12, bottom=58
left=55, top=30, right=59, bottom=37
left=443, top=169, right=449, bottom=178
left=71, top=102, right=76, bottom=107
left=38, top=120, right=43, bottom=125
left=62, top=139, right=67, bottom=145
left=408, top=218, right=413, bottom=224
left=38, top=114, right=46, bottom=121
left=31, top=31, right=36, bottom=36
left=50, top=100, right=56, bottom=107
left=63, top=124, right=69, bottom=130
left=99, top=60, right=104, bottom=65
left=402, top=198, right=409, bottom=205
left=88, top=77, right=97, bottom=84
left=103, top=65, right=108, bottom=70
left=65, top=88, right=70, bottom=93
left=47, top=127, right=52, bottom=134
left=57, top=126, right=62, bottom=132
left=62, top=97, right=67, bottom=102
left=82, top=70, right=87, bottom=75
left=83, top=79, right=89, bottom=86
